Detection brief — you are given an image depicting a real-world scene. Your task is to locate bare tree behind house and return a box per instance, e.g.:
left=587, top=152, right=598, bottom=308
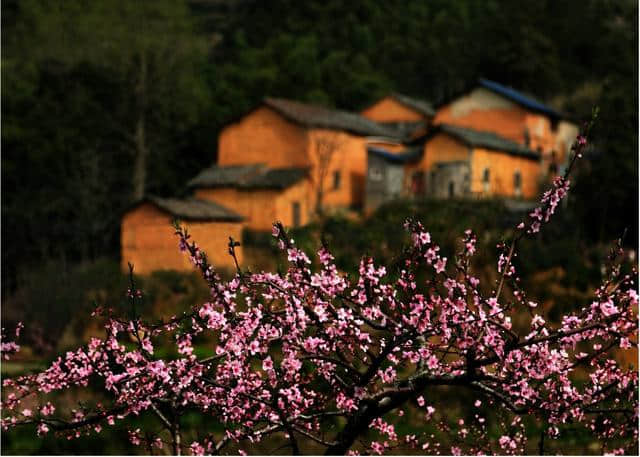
left=313, top=133, right=344, bottom=216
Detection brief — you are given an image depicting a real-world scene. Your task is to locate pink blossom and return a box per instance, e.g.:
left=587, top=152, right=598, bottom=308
left=36, top=423, right=49, bottom=436
left=425, top=406, right=435, bottom=419
left=434, top=257, right=447, bottom=273
left=40, top=403, right=55, bottom=416
left=190, top=441, right=205, bottom=455
left=599, top=299, right=619, bottom=317
left=141, top=338, right=153, bottom=355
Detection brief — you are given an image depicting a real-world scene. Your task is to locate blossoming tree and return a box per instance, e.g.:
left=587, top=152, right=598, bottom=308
left=1, top=112, right=638, bottom=455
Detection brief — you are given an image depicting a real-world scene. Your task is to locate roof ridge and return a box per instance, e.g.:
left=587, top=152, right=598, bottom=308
left=477, top=78, right=561, bottom=119
left=262, top=97, right=401, bottom=138
left=439, top=123, right=522, bottom=144
left=389, top=92, right=436, bottom=116
left=435, top=123, right=539, bottom=160
left=143, top=195, right=244, bottom=222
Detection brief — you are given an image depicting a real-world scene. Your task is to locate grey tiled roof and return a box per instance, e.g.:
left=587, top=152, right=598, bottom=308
left=438, top=124, right=540, bottom=159
left=391, top=93, right=436, bottom=117
left=379, top=121, right=428, bottom=141
left=187, top=164, right=264, bottom=188
left=239, top=167, right=308, bottom=190
left=263, top=97, right=400, bottom=138
left=146, top=196, right=244, bottom=222
left=188, top=165, right=308, bottom=190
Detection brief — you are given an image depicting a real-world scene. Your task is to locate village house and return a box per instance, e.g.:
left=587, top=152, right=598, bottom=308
left=216, top=97, right=401, bottom=215
left=121, top=196, right=244, bottom=274
left=121, top=80, right=578, bottom=273
left=433, top=78, right=578, bottom=175
left=365, top=124, right=540, bottom=210
left=409, top=124, right=540, bottom=199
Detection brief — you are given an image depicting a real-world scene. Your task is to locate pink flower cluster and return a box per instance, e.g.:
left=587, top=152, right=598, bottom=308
left=527, top=176, right=571, bottom=234
left=1, top=322, right=23, bottom=360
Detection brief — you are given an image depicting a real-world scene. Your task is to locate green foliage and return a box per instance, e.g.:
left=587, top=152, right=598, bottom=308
left=2, top=0, right=211, bottom=293
left=2, top=259, right=127, bottom=354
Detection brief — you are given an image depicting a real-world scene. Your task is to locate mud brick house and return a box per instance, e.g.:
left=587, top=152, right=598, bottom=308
left=121, top=196, right=244, bottom=274
left=407, top=124, right=541, bottom=199
left=216, top=97, right=400, bottom=214
left=433, top=79, right=578, bottom=175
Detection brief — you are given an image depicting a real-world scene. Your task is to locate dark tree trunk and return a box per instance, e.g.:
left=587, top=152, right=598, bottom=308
left=132, top=52, right=148, bottom=202
left=132, top=113, right=148, bottom=201
left=324, top=402, right=376, bottom=455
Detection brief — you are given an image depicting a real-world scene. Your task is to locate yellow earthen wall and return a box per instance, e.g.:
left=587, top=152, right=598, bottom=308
left=360, top=97, right=426, bottom=122
left=274, top=179, right=313, bottom=229
left=554, top=121, right=580, bottom=165
left=218, top=106, right=309, bottom=168
left=524, top=113, right=555, bottom=154
left=412, top=133, right=471, bottom=173
left=121, top=203, right=242, bottom=274
left=307, top=129, right=368, bottom=209
left=195, top=180, right=312, bottom=231
left=195, top=187, right=278, bottom=231
left=471, top=148, right=540, bottom=199
left=195, top=188, right=249, bottom=221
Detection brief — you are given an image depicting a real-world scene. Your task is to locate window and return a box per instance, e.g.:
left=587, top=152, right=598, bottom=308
left=482, top=168, right=490, bottom=194
left=448, top=181, right=455, bottom=198
left=514, top=171, right=522, bottom=197
left=333, top=170, right=341, bottom=190
left=292, top=202, right=301, bottom=228
left=523, top=127, right=531, bottom=147
left=369, top=167, right=383, bottom=182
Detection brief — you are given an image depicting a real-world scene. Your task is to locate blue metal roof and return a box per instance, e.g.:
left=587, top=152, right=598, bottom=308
left=367, top=146, right=422, bottom=164
left=478, top=78, right=561, bottom=119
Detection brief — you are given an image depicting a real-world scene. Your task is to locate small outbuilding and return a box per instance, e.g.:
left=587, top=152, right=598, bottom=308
left=121, top=196, right=244, bottom=274
left=365, top=146, right=421, bottom=212
left=189, top=164, right=312, bottom=231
